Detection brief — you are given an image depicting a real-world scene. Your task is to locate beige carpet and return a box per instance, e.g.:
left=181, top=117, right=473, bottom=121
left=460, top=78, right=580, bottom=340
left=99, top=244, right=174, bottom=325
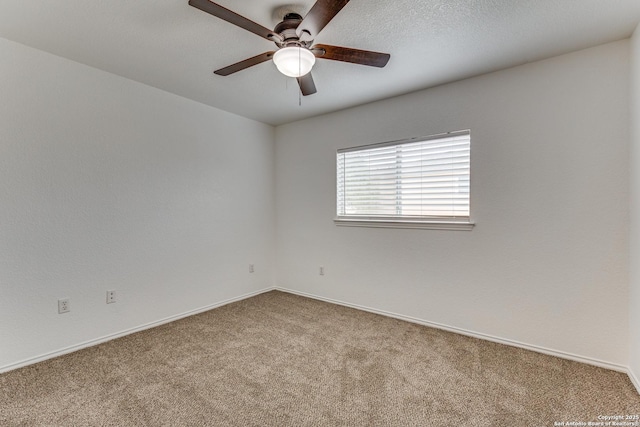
left=1, top=290, right=638, bottom=426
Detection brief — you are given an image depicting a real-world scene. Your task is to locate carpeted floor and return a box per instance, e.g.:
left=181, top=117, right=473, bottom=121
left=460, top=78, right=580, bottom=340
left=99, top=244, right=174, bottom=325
left=1, top=290, right=638, bottom=426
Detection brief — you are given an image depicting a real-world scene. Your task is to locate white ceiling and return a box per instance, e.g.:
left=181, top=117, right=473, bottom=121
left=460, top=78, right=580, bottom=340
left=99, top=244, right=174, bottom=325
left=1, top=0, right=639, bottom=125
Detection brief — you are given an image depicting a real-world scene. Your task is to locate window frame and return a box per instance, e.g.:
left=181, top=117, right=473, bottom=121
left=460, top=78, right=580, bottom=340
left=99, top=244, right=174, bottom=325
left=334, top=130, right=474, bottom=230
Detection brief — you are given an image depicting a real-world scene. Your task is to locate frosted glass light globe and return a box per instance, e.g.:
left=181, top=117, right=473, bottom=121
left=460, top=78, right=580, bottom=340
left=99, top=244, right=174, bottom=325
left=273, top=47, right=316, bottom=78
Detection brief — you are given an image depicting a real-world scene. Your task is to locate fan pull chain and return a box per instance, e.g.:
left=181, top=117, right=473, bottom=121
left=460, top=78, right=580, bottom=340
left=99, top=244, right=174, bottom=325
left=299, top=48, right=302, bottom=106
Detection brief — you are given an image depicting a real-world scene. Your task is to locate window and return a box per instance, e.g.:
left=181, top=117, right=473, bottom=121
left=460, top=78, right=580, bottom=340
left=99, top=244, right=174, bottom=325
left=336, top=130, right=473, bottom=230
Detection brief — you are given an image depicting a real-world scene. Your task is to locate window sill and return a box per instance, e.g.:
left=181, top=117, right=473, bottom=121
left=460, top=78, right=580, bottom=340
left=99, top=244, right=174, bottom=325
left=334, top=218, right=475, bottom=231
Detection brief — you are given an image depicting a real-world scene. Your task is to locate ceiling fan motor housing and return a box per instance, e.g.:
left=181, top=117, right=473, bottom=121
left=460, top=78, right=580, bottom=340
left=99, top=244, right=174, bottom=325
left=274, top=13, right=311, bottom=48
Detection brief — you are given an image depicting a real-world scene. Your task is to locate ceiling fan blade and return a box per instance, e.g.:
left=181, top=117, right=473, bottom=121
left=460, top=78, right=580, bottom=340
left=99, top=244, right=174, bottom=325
left=214, top=52, right=275, bottom=76
left=312, top=44, right=390, bottom=68
left=297, top=0, right=350, bottom=41
left=297, top=73, right=317, bottom=96
left=189, top=0, right=279, bottom=41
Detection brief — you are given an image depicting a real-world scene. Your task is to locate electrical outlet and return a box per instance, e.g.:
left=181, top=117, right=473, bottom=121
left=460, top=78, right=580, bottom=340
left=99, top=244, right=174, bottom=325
left=106, top=290, right=116, bottom=304
left=58, top=298, right=70, bottom=314
left=249, top=264, right=254, bottom=273
left=319, top=266, right=325, bottom=276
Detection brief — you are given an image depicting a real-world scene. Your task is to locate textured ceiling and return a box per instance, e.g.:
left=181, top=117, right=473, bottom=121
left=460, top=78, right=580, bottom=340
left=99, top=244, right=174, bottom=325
left=1, top=0, right=640, bottom=125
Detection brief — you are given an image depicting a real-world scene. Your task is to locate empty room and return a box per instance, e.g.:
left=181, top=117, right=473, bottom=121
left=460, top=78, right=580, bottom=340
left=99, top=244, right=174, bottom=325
left=1, top=0, right=640, bottom=425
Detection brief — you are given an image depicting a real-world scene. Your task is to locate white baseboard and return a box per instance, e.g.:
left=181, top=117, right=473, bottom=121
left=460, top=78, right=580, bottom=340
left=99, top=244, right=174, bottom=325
left=0, top=287, right=276, bottom=374
left=275, top=287, right=630, bottom=374
left=629, top=368, right=640, bottom=395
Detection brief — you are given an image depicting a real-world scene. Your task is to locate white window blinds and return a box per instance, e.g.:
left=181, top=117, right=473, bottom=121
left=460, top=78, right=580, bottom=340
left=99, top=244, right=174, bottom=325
left=336, top=131, right=471, bottom=225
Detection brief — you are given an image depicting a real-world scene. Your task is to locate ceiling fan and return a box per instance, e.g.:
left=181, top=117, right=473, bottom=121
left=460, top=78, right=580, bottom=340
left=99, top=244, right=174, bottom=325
left=188, top=0, right=390, bottom=96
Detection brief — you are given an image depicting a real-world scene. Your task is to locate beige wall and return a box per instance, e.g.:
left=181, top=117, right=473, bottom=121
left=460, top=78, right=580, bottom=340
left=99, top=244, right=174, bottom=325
left=629, top=23, right=640, bottom=392
left=0, top=37, right=276, bottom=371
